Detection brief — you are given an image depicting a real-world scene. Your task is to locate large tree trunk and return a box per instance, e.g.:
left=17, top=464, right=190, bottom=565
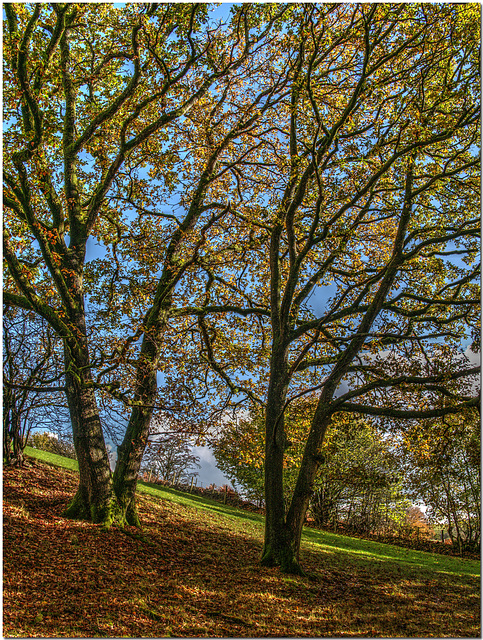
left=260, top=356, right=305, bottom=574
left=62, top=352, right=120, bottom=526
left=262, top=430, right=300, bottom=572
left=262, top=380, right=334, bottom=574
left=262, top=445, right=304, bottom=573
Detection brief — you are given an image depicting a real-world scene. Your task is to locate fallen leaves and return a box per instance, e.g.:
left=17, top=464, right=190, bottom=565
left=3, top=461, right=481, bottom=638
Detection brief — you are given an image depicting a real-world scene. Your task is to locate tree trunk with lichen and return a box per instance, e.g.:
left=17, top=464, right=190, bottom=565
left=63, top=356, right=122, bottom=526
left=260, top=349, right=306, bottom=575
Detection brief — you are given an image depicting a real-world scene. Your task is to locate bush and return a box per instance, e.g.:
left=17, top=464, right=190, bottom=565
left=28, top=431, right=77, bottom=460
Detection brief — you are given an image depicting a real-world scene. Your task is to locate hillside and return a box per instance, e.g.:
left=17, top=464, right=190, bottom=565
left=3, top=452, right=480, bottom=638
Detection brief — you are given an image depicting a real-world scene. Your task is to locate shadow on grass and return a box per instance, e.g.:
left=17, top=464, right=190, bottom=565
left=4, top=460, right=481, bottom=639
left=24, top=447, right=480, bottom=581
left=139, top=480, right=479, bottom=580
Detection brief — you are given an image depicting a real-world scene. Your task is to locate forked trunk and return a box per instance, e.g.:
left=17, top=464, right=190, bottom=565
left=58, top=258, right=123, bottom=524
left=261, top=447, right=305, bottom=574
left=262, top=395, right=333, bottom=574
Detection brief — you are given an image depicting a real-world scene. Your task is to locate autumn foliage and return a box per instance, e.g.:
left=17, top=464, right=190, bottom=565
left=3, top=3, right=480, bottom=573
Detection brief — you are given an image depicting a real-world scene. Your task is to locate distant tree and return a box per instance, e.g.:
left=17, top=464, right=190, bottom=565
left=214, top=400, right=410, bottom=531
left=3, top=307, right=66, bottom=465
left=28, top=431, right=77, bottom=460
left=404, top=506, right=433, bottom=539
left=310, top=419, right=410, bottom=535
left=213, top=411, right=265, bottom=505
left=400, top=409, right=480, bottom=552
left=141, top=429, right=200, bottom=484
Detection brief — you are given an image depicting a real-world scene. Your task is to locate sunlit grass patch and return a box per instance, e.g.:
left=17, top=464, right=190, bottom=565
left=6, top=450, right=480, bottom=638
left=302, top=527, right=480, bottom=579
left=23, top=446, right=79, bottom=471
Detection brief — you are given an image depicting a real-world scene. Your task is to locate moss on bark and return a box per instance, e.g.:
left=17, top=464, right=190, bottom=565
left=63, top=489, right=127, bottom=528
left=63, top=489, right=90, bottom=520
left=260, top=540, right=306, bottom=576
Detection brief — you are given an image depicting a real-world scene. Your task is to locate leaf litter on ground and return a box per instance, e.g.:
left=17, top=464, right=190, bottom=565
left=3, top=459, right=480, bottom=638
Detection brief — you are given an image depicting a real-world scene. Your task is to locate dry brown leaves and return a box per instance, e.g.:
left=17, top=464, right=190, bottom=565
left=3, top=461, right=481, bottom=638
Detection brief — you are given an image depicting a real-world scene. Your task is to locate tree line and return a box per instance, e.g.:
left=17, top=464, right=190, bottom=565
left=3, top=3, right=480, bottom=573
left=214, top=398, right=480, bottom=552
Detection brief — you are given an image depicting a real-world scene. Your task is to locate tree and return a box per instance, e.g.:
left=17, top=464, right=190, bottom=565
left=214, top=410, right=269, bottom=506
left=3, top=306, right=67, bottom=465
left=28, top=431, right=77, bottom=460
left=310, top=418, right=409, bottom=535
left=141, top=426, right=200, bottom=485
left=214, top=402, right=410, bottom=532
left=3, top=3, right=289, bottom=525
left=404, top=506, right=433, bottom=540
left=400, top=409, right=480, bottom=552
left=194, top=4, right=479, bottom=572
left=3, top=4, right=479, bottom=575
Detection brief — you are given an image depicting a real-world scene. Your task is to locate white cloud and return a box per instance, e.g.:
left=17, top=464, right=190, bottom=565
left=464, top=346, right=480, bottom=366
left=191, top=445, right=232, bottom=488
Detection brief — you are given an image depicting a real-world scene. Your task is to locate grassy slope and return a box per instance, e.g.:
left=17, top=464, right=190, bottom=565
left=3, top=448, right=480, bottom=638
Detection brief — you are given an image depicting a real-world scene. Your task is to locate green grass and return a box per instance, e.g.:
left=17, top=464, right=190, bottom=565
left=5, top=447, right=480, bottom=638
left=24, top=445, right=479, bottom=579
left=138, top=479, right=264, bottom=521
left=138, top=479, right=480, bottom=579
left=303, top=527, right=479, bottom=578
left=24, top=446, right=79, bottom=471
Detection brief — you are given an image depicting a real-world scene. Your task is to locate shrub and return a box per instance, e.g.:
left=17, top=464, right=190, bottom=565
left=28, top=431, right=77, bottom=460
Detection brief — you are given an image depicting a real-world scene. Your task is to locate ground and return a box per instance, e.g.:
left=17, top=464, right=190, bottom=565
left=3, top=458, right=481, bottom=638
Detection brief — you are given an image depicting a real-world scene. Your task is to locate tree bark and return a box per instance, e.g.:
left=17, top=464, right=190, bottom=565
left=3, top=390, right=15, bottom=465
left=262, top=364, right=337, bottom=574
left=260, top=351, right=306, bottom=574
left=62, top=348, right=121, bottom=525
left=112, top=375, right=157, bottom=527
left=112, top=317, right=162, bottom=525
left=287, top=411, right=333, bottom=541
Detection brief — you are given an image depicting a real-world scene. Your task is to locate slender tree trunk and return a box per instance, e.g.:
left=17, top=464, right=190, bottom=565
left=3, top=390, right=14, bottom=465
left=3, top=411, right=14, bottom=465
left=286, top=414, right=333, bottom=562
left=112, top=377, right=156, bottom=527
left=112, top=324, right=160, bottom=526
left=12, top=413, right=25, bottom=467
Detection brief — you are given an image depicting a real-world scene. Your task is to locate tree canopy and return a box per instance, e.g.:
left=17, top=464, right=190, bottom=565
left=4, top=1, right=291, bottom=525
left=190, top=2, right=480, bottom=572
left=3, top=2, right=480, bottom=573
